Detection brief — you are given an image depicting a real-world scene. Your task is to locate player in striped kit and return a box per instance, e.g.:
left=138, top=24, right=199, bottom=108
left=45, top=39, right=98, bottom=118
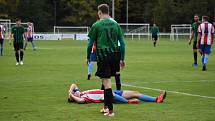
left=68, top=83, right=167, bottom=105
left=0, top=23, right=5, bottom=56
left=11, top=18, right=26, bottom=65
left=197, top=16, right=215, bottom=71
left=24, top=22, right=36, bottom=50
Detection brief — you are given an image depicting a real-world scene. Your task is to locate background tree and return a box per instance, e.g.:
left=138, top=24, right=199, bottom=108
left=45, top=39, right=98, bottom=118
left=0, top=0, right=214, bottom=32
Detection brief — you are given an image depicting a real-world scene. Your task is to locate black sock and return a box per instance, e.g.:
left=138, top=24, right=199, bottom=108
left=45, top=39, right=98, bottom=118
left=115, top=74, right=121, bottom=90
left=194, top=52, right=197, bottom=64
left=20, top=51, right=24, bottom=61
left=101, top=84, right=105, bottom=90
left=153, top=42, right=156, bottom=47
left=104, top=89, right=107, bottom=107
left=15, top=51, right=19, bottom=62
left=105, top=88, right=113, bottom=111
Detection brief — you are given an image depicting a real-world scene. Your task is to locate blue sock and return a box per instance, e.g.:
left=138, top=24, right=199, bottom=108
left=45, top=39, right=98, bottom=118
left=138, top=94, right=156, bottom=102
left=203, top=55, right=208, bottom=64
left=201, top=56, right=204, bottom=64
left=113, top=94, right=128, bottom=103
left=31, top=41, right=36, bottom=48
left=88, top=63, right=94, bottom=75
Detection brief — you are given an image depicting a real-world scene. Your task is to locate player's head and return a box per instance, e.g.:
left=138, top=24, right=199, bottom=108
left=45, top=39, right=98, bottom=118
left=202, top=16, right=209, bottom=22
left=194, top=14, right=199, bottom=22
left=153, top=23, right=156, bottom=27
left=97, top=4, right=109, bottom=18
left=27, top=22, right=32, bottom=26
left=15, top=18, right=21, bottom=26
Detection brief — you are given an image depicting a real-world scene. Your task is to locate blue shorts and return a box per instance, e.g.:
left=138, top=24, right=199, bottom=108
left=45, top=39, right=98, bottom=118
left=27, top=37, right=33, bottom=42
left=114, top=90, right=123, bottom=96
left=90, top=53, right=97, bottom=62
left=200, top=44, right=211, bottom=54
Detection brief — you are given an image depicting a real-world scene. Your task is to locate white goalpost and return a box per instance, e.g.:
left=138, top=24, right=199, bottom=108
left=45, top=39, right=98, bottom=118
left=170, top=24, right=192, bottom=40
left=53, top=26, right=89, bottom=34
left=119, top=23, right=150, bottom=40
left=53, top=26, right=89, bottom=40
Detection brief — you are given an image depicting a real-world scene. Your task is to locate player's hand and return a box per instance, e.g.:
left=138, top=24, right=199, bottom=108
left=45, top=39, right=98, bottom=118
left=120, top=60, right=125, bottom=70
left=196, top=43, right=199, bottom=49
left=188, top=40, right=191, bottom=45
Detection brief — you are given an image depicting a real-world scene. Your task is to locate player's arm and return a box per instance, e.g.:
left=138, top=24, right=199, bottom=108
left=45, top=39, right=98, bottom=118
left=68, top=84, right=79, bottom=94
left=87, top=38, right=94, bottom=63
left=69, top=94, right=86, bottom=104
left=87, top=24, right=97, bottom=63
left=118, top=31, right=126, bottom=69
left=9, top=32, right=13, bottom=45
left=196, top=33, right=200, bottom=49
left=157, top=27, right=160, bottom=41
left=196, top=25, right=202, bottom=49
left=188, top=31, right=194, bottom=45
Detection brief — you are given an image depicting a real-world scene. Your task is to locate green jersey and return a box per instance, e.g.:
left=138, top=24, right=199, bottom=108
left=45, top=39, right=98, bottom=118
left=11, top=25, right=25, bottom=43
left=150, top=26, right=159, bottom=35
left=191, top=21, right=201, bottom=42
left=88, top=18, right=125, bottom=61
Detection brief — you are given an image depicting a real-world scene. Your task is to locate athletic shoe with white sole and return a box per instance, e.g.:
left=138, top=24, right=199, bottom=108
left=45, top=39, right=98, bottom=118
left=104, top=111, right=114, bottom=117
left=100, top=107, right=109, bottom=113
left=16, top=62, right=19, bottom=65
left=20, top=61, right=24, bottom=65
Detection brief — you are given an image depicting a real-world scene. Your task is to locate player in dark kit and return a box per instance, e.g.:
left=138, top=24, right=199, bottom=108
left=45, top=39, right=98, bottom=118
left=150, top=24, right=159, bottom=47
left=10, top=18, right=26, bottom=65
left=87, top=4, right=125, bottom=117
left=188, top=15, right=201, bottom=67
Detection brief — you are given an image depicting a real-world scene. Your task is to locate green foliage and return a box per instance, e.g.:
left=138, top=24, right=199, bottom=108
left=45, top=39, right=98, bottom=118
left=1, top=0, right=215, bottom=31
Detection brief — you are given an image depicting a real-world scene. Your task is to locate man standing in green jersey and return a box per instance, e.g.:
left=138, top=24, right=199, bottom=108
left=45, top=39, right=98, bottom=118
left=188, top=15, right=201, bottom=67
left=87, top=4, right=125, bottom=117
left=150, top=23, right=159, bottom=47
left=11, top=18, right=26, bottom=65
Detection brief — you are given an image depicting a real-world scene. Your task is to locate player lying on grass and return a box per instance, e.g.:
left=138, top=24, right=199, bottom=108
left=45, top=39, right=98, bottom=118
left=67, top=83, right=167, bottom=104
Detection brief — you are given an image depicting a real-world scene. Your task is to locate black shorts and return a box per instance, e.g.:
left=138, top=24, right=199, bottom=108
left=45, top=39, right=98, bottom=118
left=96, top=52, right=120, bottom=79
left=0, top=39, right=4, bottom=45
left=152, top=34, right=158, bottom=41
left=13, top=43, right=23, bottom=51
left=193, top=41, right=200, bottom=49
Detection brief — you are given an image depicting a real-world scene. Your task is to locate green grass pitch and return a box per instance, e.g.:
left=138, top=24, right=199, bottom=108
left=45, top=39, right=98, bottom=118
left=0, top=38, right=215, bottom=121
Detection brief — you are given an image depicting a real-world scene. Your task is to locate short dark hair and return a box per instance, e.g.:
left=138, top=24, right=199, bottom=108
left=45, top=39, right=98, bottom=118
left=16, top=18, right=21, bottom=22
left=194, top=14, right=199, bottom=17
left=202, top=16, right=209, bottom=21
left=98, top=4, right=109, bottom=14
left=68, top=98, right=73, bottom=103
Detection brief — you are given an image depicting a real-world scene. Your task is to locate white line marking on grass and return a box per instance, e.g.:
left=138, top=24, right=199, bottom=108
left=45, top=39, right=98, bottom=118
left=138, top=80, right=215, bottom=84
left=122, top=83, right=215, bottom=100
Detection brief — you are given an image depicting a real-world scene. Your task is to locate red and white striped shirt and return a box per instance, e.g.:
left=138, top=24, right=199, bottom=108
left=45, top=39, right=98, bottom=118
left=80, top=89, right=104, bottom=103
left=27, top=25, right=33, bottom=38
left=91, top=42, right=96, bottom=53
left=0, top=25, right=5, bottom=39
left=198, top=22, right=215, bottom=45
